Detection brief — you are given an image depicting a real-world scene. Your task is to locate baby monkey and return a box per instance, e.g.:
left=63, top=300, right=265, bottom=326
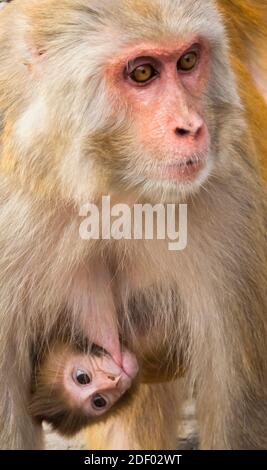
left=30, top=342, right=139, bottom=436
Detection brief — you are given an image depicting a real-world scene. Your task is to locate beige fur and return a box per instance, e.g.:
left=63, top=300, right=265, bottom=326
left=0, top=0, right=266, bottom=450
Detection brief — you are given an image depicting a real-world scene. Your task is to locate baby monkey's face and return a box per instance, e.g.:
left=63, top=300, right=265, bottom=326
left=64, top=349, right=139, bottom=417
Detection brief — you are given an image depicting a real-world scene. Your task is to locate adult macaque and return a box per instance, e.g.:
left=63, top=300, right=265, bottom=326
left=30, top=343, right=139, bottom=436
left=0, top=0, right=267, bottom=451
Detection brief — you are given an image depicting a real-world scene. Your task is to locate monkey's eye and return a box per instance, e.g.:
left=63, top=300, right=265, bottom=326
left=129, top=64, right=157, bottom=84
left=177, top=51, right=198, bottom=72
left=92, top=394, right=108, bottom=410
left=75, top=369, right=91, bottom=385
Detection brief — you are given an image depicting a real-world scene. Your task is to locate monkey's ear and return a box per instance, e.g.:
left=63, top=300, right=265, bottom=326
left=23, top=47, right=45, bottom=73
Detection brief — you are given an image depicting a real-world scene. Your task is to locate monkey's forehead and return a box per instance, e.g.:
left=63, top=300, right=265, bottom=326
left=21, top=0, right=225, bottom=51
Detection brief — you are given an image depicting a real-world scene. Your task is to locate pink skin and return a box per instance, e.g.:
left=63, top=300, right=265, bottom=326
left=85, top=307, right=122, bottom=370
left=64, top=350, right=139, bottom=417
left=105, top=36, right=211, bottom=181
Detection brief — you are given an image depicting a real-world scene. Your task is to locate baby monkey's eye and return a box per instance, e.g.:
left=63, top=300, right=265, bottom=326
left=92, top=394, right=107, bottom=410
left=129, top=64, right=157, bottom=83
left=76, top=369, right=91, bottom=385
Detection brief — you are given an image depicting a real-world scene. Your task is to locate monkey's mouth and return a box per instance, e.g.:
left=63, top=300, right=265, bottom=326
left=152, top=156, right=206, bottom=181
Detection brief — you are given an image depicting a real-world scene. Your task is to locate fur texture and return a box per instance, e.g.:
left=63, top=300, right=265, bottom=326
left=0, top=0, right=266, bottom=450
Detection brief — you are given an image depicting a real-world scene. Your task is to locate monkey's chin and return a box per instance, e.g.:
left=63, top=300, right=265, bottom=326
left=140, top=156, right=212, bottom=202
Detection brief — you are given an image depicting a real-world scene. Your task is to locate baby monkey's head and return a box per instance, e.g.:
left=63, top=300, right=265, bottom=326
left=30, top=343, right=139, bottom=436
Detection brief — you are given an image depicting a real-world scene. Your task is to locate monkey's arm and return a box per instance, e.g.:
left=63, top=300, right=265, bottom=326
left=66, top=264, right=122, bottom=367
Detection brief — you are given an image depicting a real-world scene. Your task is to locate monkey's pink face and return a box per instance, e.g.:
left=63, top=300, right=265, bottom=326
left=64, top=350, right=139, bottom=418
left=106, top=37, right=212, bottom=198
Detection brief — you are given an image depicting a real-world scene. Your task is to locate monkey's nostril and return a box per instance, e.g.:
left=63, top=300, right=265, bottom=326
left=107, top=375, right=116, bottom=381
left=175, top=127, right=190, bottom=137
